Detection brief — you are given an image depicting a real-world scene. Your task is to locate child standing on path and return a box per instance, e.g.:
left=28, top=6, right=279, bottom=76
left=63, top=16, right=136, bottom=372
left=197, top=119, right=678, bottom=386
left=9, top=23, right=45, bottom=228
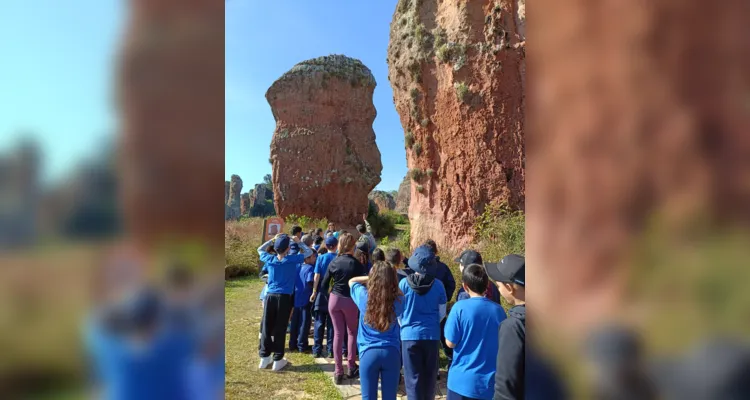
left=310, top=235, right=338, bottom=358
left=485, top=254, right=526, bottom=400
left=444, top=264, right=507, bottom=400
left=399, top=245, right=447, bottom=400
left=348, top=261, right=404, bottom=400
left=423, top=239, right=456, bottom=376
left=321, top=233, right=366, bottom=384
left=289, top=252, right=315, bottom=352
left=257, top=233, right=312, bottom=372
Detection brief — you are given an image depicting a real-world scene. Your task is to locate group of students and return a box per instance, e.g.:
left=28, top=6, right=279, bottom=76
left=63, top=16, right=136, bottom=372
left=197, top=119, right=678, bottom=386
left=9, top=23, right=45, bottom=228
left=257, top=218, right=526, bottom=400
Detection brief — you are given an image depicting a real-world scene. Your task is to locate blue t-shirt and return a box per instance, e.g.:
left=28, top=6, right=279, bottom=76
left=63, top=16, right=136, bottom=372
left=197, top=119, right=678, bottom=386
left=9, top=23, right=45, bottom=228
left=314, top=252, right=337, bottom=281
left=294, top=263, right=315, bottom=308
left=444, top=296, right=507, bottom=399
left=398, top=278, right=447, bottom=341
left=456, top=283, right=501, bottom=303
left=351, top=282, right=403, bottom=355
left=259, top=252, right=305, bottom=295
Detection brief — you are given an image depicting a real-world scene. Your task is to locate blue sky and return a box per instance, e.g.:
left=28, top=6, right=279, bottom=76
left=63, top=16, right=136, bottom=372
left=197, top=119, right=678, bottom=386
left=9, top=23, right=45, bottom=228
left=0, top=1, right=123, bottom=186
left=225, top=0, right=407, bottom=191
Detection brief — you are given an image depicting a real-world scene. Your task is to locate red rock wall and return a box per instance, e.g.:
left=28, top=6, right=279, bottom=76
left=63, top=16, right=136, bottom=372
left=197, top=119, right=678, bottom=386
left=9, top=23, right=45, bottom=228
left=387, top=0, right=525, bottom=251
left=267, top=55, right=382, bottom=226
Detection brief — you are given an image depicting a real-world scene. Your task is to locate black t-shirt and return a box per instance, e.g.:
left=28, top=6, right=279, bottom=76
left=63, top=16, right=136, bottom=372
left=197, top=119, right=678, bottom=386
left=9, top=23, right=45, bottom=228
left=321, top=254, right=366, bottom=298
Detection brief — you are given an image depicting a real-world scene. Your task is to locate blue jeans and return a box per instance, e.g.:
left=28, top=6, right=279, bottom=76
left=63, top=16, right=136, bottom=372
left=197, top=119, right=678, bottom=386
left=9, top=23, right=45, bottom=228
left=360, top=347, right=400, bottom=400
left=289, top=303, right=312, bottom=351
left=312, top=310, right=334, bottom=355
left=402, top=340, right=439, bottom=400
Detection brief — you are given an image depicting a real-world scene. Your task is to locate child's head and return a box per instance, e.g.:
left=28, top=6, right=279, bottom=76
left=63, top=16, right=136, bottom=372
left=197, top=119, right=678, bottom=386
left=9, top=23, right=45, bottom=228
left=272, top=234, right=291, bottom=257
left=324, top=235, right=338, bottom=251
left=423, top=239, right=438, bottom=255
left=485, top=254, right=525, bottom=304
left=372, top=247, right=386, bottom=262
left=355, top=241, right=370, bottom=266
left=356, top=224, right=367, bottom=234
left=291, top=225, right=303, bottom=239
left=338, top=232, right=356, bottom=255
left=301, top=234, right=314, bottom=247
left=304, top=253, right=316, bottom=265
left=317, top=246, right=328, bottom=255
left=327, top=222, right=335, bottom=231
left=461, top=264, right=489, bottom=296
left=385, top=248, right=402, bottom=267
left=454, top=249, right=483, bottom=273
left=315, top=228, right=323, bottom=237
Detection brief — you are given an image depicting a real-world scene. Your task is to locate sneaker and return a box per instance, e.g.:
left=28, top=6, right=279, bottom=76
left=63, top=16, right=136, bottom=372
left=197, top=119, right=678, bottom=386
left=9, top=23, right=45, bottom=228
left=334, top=374, right=344, bottom=385
left=346, top=366, right=359, bottom=380
left=258, top=356, right=273, bottom=369
left=272, top=359, right=289, bottom=372
left=312, top=351, right=323, bottom=358
left=327, top=352, right=334, bottom=359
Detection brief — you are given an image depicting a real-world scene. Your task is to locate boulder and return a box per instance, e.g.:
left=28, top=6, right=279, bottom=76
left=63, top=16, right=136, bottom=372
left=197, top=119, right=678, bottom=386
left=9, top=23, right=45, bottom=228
left=369, top=190, right=396, bottom=212
left=266, top=55, right=382, bottom=225
left=395, top=174, right=411, bottom=215
left=387, top=0, right=525, bottom=251
left=226, top=175, right=242, bottom=220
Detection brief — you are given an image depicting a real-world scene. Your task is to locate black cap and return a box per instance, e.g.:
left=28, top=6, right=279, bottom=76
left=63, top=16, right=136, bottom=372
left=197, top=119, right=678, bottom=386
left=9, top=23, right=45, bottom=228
left=454, top=249, right=483, bottom=266
left=485, top=254, right=525, bottom=286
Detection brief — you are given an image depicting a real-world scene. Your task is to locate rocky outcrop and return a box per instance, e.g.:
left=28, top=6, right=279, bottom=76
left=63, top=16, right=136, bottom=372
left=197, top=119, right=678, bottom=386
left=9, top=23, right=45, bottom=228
left=0, top=139, right=40, bottom=248
left=250, top=183, right=272, bottom=209
left=267, top=55, right=382, bottom=225
left=224, top=181, right=230, bottom=219
left=226, top=175, right=243, bottom=220
left=369, top=190, right=396, bottom=213
left=240, top=193, right=250, bottom=216
left=395, top=174, right=411, bottom=215
left=387, top=0, right=525, bottom=251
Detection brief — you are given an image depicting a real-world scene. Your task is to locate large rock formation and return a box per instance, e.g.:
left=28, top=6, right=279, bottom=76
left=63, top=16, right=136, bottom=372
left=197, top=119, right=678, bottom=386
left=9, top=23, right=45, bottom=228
left=224, top=181, right=230, bottom=219
left=267, top=55, right=383, bottom=225
left=369, top=190, right=396, bottom=213
left=249, top=183, right=272, bottom=210
left=226, top=175, right=243, bottom=220
left=240, top=193, right=250, bottom=216
left=395, top=174, right=411, bottom=215
left=387, top=0, right=525, bottom=251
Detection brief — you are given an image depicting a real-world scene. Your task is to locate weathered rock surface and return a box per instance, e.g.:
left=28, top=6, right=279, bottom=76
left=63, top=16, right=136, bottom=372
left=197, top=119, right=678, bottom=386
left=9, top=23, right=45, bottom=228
left=226, top=175, right=243, bottom=220
left=250, top=183, right=272, bottom=209
left=267, top=55, right=382, bottom=225
left=395, top=174, right=411, bottom=215
left=387, top=0, right=525, bottom=251
left=369, top=190, right=396, bottom=213
left=240, top=193, right=250, bottom=216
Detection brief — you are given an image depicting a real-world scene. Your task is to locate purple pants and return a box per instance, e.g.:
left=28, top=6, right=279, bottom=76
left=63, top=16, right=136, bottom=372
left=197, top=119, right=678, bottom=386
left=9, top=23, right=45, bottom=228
left=328, top=292, right=359, bottom=375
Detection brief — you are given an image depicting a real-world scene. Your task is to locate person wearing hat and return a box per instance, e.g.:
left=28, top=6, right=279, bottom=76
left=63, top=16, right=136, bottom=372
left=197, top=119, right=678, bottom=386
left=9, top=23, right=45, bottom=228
left=422, top=239, right=456, bottom=378
left=357, top=214, right=377, bottom=256
left=454, top=250, right=501, bottom=303
left=289, top=249, right=316, bottom=353
left=399, top=245, right=447, bottom=400
left=310, top=234, right=339, bottom=358
left=443, top=264, right=507, bottom=400
left=485, top=254, right=525, bottom=400
left=256, top=233, right=313, bottom=372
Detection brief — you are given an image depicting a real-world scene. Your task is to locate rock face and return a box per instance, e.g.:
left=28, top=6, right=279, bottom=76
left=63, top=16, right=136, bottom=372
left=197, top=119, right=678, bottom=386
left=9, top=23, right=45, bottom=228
left=395, top=174, right=411, bottom=215
left=250, top=183, right=272, bottom=209
left=240, top=193, right=251, bottom=216
left=369, top=190, right=396, bottom=213
left=224, top=181, right=230, bottom=219
left=267, top=55, right=382, bottom=225
left=226, top=175, right=243, bottom=220
left=387, top=0, right=525, bottom=251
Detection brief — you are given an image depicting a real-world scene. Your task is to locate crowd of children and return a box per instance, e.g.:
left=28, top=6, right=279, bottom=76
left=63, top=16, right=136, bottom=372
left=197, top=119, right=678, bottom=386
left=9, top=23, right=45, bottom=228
left=257, top=217, right=526, bottom=400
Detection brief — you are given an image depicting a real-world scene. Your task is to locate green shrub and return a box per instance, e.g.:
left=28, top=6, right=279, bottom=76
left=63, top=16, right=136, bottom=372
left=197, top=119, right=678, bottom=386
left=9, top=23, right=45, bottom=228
left=474, top=202, right=525, bottom=262
left=285, top=214, right=329, bottom=231
left=455, top=82, right=470, bottom=103
left=379, top=224, right=412, bottom=254
left=426, top=168, right=435, bottom=178
left=405, top=130, right=415, bottom=148
left=413, top=142, right=423, bottom=156
left=416, top=184, right=425, bottom=193
left=381, top=209, right=409, bottom=225
left=421, top=118, right=430, bottom=127
left=366, top=202, right=397, bottom=238
left=410, top=168, right=425, bottom=182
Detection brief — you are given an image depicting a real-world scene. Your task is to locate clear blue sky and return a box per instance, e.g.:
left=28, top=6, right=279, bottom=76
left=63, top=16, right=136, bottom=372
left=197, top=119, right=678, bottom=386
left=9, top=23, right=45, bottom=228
left=0, top=1, right=123, bottom=186
left=225, top=0, right=407, bottom=192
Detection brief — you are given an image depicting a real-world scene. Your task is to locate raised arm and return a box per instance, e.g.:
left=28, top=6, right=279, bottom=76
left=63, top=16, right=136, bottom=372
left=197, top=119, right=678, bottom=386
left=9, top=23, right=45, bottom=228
left=349, top=275, right=369, bottom=287
left=257, top=239, right=274, bottom=256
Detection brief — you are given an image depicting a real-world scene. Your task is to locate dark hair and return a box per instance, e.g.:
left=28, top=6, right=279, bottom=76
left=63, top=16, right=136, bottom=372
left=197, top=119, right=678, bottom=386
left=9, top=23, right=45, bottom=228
left=315, top=228, right=323, bottom=235
left=314, top=236, right=324, bottom=246
left=355, top=248, right=370, bottom=267
left=372, top=247, right=385, bottom=262
left=165, top=262, right=192, bottom=289
left=291, top=225, right=303, bottom=235
left=357, top=224, right=366, bottom=234
left=423, top=239, right=438, bottom=254
left=385, top=248, right=402, bottom=265
left=462, top=264, right=489, bottom=295
left=365, top=261, right=402, bottom=332
left=317, top=246, right=328, bottom=255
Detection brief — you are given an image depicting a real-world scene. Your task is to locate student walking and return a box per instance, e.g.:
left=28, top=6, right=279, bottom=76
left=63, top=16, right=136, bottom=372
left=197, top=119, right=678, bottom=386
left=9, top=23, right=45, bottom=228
left=348, top=261, right=404, bottom=400
left=444, top=264, right=507, bottom=400
left=399, top=245, right=447, bottom=400
left=257, top=234, right=313, bottom=372
left=321, top=233, right=366, bottom=384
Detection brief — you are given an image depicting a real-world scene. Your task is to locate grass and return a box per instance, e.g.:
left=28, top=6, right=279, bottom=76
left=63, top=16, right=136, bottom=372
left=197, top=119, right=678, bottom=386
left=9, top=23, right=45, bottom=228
left=225, top=276, right=342, bottom=400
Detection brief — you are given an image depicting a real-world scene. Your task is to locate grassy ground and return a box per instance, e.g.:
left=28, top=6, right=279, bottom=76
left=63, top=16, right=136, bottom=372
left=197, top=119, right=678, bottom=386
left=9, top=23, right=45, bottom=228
left=225, top=276, right=342, bottom=400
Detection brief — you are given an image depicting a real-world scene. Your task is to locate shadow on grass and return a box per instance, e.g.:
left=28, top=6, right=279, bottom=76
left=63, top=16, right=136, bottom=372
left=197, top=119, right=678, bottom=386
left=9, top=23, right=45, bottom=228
left=225, top=275, right=258, bottom=289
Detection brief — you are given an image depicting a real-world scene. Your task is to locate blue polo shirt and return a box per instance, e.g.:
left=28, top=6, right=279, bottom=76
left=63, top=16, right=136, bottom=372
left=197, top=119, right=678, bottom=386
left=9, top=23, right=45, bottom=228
left=444, top=296, right=507, bottom=399
left=398, top=278, right=446, bottom=341
left=294, top=263, right=315, bottom=308
left=314, top=252, right=337, bottom=276
left=259, top=252, right=306, bottom=295
left=351, top=282, right=403, bottom=355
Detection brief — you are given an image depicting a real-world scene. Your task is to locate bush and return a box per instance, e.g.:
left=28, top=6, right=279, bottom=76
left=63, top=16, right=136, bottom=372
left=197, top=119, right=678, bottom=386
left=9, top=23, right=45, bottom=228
left=379, top=224, right=412, bottom=254
left=455, top=81, right=470, bottom=103
left=366, top=202, right=398, bottom=238
left=285, top=214, right=329, bottom=231
left=413, top=142, right=423, bottom=156
left=225, top=218, right=265, bottom=277
left=416, top=184, right=425, bottom=193
left=474, top=202, right=525, bottom=262
left=382, top=209, right=409, bottom=225
left=410, top=168, right=425, bottom=182
left=405, top=130, right=415, bottom=148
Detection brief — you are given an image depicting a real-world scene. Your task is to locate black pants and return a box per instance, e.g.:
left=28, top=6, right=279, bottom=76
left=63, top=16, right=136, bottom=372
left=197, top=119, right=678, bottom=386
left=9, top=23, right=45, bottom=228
left=259, top=292, right=293, bottom=361
left=440, top=318, right=453, bottom=369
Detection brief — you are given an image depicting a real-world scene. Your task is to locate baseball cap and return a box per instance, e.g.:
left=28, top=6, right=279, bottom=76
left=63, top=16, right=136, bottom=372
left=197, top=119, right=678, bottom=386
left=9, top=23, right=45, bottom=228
left=325, top=235, right=338, bottom=247
left=408, top=245, right=437, bottom=275
left=454, top=249, right=483, bottom=266
left=485, top=254, right=525, bottom=286
left=356, top=240, right=370, bottom=253
left=289, top=242, right=300, bottom=255
left=273, top=234, right=291, bottom=253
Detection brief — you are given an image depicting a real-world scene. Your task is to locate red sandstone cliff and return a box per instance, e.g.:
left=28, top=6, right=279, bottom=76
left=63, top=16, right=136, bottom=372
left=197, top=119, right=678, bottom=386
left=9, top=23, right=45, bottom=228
left=266, top=55, right=383, bottom=226
left=387, top=0, right=525, bottom=251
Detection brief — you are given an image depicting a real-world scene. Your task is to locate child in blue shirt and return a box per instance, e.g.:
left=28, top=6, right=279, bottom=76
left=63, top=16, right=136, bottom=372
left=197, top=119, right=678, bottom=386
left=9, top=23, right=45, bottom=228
left=257, top=234, right=312, bottom=372
left=454, top=250, right=501, bottom=303
left=289, top=253, right=316, bottom=352
left=399, top=245, right=447, bottom=400
left=444, top=264, right=507, bottom=400
left=310, top=235, right=339, bottom=358
left=348, top=262, right=404, bottom=400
